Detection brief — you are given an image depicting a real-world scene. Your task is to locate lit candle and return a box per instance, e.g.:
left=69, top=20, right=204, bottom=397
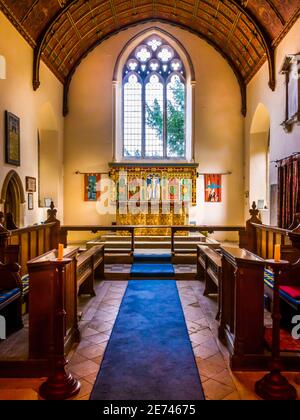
left=274, top=244, right=281, bottom=263
left=57, top=244, right=64, bottom=261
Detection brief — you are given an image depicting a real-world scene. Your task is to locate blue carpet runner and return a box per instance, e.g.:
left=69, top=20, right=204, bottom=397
left=90, top=280, right=205, bottom=400
left=131, top=253, right=175, bottom=278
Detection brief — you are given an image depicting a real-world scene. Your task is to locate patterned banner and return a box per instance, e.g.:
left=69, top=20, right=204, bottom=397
left=84, top=174, right=101, bottom=201
left=205, top=174, right=222, bottom=203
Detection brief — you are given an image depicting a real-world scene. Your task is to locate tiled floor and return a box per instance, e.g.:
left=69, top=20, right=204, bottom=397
left=0, top=280, right=300, bottom=400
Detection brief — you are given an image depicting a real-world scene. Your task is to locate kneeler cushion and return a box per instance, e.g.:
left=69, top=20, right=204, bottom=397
left=265, top=328, right=300, bottom=352
left=280, top=285, right=300, bottom=299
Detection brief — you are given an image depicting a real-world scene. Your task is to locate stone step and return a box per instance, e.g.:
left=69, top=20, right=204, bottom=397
left=100, top=234, right=206, bottom=243
left=104, top=242, right=202, bottom=250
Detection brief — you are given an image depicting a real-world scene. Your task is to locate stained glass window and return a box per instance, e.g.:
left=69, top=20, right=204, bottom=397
left=123, top=36, right=186, bottom=159
left=123, top=74, right=142, bottom=157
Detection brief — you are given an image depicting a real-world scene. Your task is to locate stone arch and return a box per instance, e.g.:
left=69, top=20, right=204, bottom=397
left=113, top=27, right=195, bottom=162
left=0, top=170, right=26, bottom=227
left=249, top=103, right=271, bottom=223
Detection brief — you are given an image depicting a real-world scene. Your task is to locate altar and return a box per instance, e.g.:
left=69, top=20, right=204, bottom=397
left=109, top=163, right=198, bottom=235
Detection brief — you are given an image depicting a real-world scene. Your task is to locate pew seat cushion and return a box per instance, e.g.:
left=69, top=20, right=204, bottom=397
left=22, top=275, right=29, bottom=296
left=280, top=286, right=300, bottom=300
left=265, top=327, right=300, bottom=352
left=0, top=288, right=21, bottom=304
left=264, top=269, right=274, bottom=288
left=264, top=269, right=300, bottom=306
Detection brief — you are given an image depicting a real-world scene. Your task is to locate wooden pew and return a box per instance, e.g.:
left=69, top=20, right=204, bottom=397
left=219, top=247, right=266, bottom=370
left=197, top=245, right=222, bottom=294
left=197, top=245, right=222, bottom=320
left=219, top=242, right=300, bottom=371
left=27, top=247, right=80, bottom=359
left=203, top=248, right=222, bottom=297
left=0, top=262, right=23, bottom=335
left=77, top=245, right=104, bottom=297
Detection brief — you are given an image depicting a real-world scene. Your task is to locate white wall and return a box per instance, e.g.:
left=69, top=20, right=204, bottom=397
left=0, top=12, right=64, bottom=225
left=64, top=22, right=244, bottom=236
left=245, top=18, right=300, bottom=222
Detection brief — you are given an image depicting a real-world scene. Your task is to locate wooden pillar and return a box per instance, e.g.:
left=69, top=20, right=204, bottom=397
left=171, top=227, right=175, bottom=256
left=244, top=202, right=262, bottom=253
left=219, top=247, right=265, bottom=370
left=39, top=259, right=80, bottom=400
left=0, top=224, right=10, bottom=263
left=44, top=202, right=61, bottom=249
left=289, top=225, right=300, bottom=251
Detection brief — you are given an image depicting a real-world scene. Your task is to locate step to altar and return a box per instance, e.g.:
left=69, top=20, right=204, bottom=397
left=104, top=264, right=197, bottom=280
left=100, top=233, right=207, bottom=242
left=89, top=233, right=219, bottom=253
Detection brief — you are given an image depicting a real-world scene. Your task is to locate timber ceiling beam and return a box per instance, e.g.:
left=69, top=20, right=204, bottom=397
left=33, top=0, right=76, bottom=90
left=62, top=18, right=247, bottom=119
left=31, top=0, right=276, bottom=95
left=230, top=0, right=276, bottom=90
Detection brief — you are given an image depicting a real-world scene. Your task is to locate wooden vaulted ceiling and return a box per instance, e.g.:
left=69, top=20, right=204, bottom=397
left=1, top=0, right=300, bottom=116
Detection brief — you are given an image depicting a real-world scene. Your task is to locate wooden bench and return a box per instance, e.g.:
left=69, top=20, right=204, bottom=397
left=197, top=245, right=222, bottom=319
left=77, top=245, right=104, bottom=297
left=197, top=245, right=222, bottom=294
left=0, top=262, right=23, bottom=336
left=28, top=247, right=80, bottom=359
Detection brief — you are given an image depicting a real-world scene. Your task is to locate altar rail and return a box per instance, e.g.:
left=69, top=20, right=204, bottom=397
left=250, top=223, right=298, bottom=262
left=0, top=222, right=59, bottom=276
left=60, top=224, right=247, bottom=254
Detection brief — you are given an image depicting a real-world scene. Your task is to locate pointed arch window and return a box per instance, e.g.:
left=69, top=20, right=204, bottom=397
left=122, top=37, right=186, bottom=159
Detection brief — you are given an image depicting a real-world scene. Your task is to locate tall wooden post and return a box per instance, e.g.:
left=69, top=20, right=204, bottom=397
left=39, top=258, right=80, bottom=400
left=0, top=223, right=10, bottom=263
left=289, top=225, right=300, bottom=386
left=44, top=202, right=61, bottom=250
left=244, top=202, right=262, bottom=253
left=255, top=260, right=297, bottom=400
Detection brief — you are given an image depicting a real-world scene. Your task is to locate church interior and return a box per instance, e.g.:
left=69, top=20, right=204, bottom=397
left=0, top=0, right=300, bottom=402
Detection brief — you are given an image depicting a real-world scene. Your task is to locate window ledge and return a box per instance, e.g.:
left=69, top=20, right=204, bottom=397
left=109, top=161, right=198, bottom=169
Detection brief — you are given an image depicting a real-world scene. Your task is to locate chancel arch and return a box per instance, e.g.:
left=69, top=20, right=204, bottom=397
left=249, top=103, right=271, bottom=224
left=113, top=28, right=195, bottom=163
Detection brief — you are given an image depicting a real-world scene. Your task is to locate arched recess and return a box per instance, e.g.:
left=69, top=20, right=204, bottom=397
left=250, top=103, right=271, bottom=223
left=38, top=102, right=60, bottom=209
left=62, top=20, right=247, bottom=118
left=0, top=170, right=26, bottom=227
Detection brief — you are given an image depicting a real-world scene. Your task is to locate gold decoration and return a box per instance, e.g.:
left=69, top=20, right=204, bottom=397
left=110, top=165, right=197, bottom=236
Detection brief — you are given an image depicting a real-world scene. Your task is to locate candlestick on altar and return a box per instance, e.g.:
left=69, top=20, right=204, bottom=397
left=255, top=259, right=297, bottom=401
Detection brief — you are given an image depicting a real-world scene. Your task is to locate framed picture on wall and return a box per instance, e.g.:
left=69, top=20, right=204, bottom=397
left=5, top=111, right=20, bottom=166
left=26, top=176, right=36, bottom=192
left=28, top=193, right=34, bottom=210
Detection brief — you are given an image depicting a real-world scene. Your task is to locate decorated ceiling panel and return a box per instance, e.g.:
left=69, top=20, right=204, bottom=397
left=0, top=0, right=299, bottom=113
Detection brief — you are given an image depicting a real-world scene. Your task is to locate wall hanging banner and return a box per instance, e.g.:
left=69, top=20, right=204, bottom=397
left=204, top=174, right=222, bottom=203
left=84, top=174, right=101, bottom=201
